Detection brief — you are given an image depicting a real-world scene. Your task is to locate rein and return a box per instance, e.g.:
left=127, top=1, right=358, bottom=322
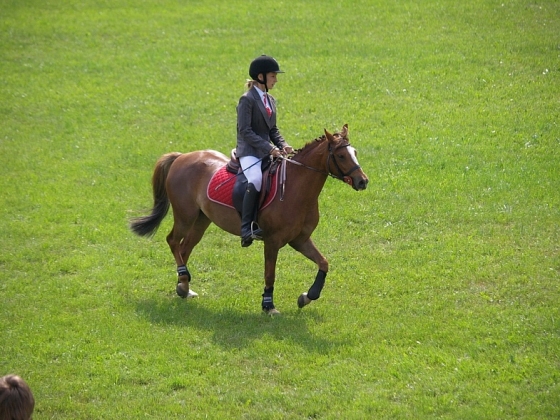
left=281, top=141, right=361, bottom=182
left=278, top=140, right=361, bottom=198
left=214, top=137, right=362, bottom=200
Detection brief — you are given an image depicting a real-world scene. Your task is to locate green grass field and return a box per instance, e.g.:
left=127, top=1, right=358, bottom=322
left=1, top=0, right=559, bottom=418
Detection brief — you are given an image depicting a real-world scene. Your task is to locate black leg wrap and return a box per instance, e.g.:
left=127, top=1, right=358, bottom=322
left=307, top=270, right=327, bottom=300
left=177, top=265, right=190, bottom=282
left=261, top=287, right=275, bottom=311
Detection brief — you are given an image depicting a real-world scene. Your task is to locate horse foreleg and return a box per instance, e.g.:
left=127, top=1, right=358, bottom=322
left=262, top=243, right=281, bottom=316
left=167, top=212, right=211, bottom=299
left=298, top=269, right=327, bottom=308
left=289, top=237, right=329, bottom=308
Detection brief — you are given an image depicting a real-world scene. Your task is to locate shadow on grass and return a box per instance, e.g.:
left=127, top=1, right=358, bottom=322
left=135, top=295, right=343, bottom=354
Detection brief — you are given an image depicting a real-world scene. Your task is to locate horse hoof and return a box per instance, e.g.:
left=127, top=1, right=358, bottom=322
left=264, top=308, right=281, bottom=316
left=297, top=293, right=312, bottom=308
left=176, top=283, right=198, bottom=299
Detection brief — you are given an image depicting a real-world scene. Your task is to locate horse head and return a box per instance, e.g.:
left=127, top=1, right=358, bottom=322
left=324, top=124, right=369, bottom=191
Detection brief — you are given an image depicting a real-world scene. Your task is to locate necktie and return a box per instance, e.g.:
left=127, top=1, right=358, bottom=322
left=263, top=94, right=272, bottom=117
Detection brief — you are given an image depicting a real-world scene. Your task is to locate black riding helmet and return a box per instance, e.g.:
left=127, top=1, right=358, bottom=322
left=249, top=55, right=284, bottom=91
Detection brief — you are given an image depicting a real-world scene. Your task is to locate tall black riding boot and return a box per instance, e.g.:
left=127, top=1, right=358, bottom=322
left=240, top=183, right=263, bottom=247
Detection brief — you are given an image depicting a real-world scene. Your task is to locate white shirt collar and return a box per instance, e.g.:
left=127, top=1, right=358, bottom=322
left=253, top=86, right=267, bottom=102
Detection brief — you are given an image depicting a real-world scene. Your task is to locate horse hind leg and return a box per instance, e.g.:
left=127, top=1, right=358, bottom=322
left=262, top=243, right=281, bottom=316
left=289, top=238, right=329, bottom=308
left=167, top=211, right=211, bottom=298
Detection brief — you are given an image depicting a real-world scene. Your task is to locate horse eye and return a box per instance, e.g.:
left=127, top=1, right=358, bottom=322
left=337, top=154, right=345, bottom=159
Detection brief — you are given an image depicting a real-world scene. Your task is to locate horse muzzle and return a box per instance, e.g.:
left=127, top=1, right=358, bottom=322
left=347, top=174, right=368, bottom=191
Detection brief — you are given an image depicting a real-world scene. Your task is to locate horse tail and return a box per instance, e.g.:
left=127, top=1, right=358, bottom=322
left=130, top=152, right=182, bottom=237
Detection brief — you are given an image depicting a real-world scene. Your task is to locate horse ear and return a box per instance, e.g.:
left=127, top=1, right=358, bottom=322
left=324, top=128, right=335, bottom=143
left=341, top=124, right=349, bottom=138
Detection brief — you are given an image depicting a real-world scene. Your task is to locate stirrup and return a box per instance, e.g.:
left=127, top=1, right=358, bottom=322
left=241, top=222, right=262, bottom=247
left=250, top=221, right=263, bottom=240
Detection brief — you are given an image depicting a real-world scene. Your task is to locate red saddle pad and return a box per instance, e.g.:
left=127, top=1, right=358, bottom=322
left=207, top=165, right=277, bottom=210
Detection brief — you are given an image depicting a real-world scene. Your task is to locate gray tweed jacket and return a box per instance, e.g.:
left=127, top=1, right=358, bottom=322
left=236, top=87, right=287, bottom=159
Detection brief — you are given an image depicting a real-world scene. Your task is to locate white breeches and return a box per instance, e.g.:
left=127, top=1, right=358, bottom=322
left=239, top=156, right=263, bottom=192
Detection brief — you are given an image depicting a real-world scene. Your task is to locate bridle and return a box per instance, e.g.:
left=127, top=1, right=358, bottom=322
left=282, top=138, right=361, bottom=184
left=326, top=141, right=362, bottom=183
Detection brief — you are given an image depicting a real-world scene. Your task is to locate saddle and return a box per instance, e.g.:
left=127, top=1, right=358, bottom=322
left=207, top=149, right=281, bottom=213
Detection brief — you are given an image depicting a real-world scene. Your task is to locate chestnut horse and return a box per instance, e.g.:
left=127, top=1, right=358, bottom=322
left=130, top=124, right=368, bottom=314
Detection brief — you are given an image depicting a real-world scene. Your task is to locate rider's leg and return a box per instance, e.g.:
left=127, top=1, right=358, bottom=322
left=239, top=156, right=263, bottom=247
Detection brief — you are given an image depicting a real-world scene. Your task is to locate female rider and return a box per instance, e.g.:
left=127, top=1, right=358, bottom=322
left=236, top=55, right=293, bottom=247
